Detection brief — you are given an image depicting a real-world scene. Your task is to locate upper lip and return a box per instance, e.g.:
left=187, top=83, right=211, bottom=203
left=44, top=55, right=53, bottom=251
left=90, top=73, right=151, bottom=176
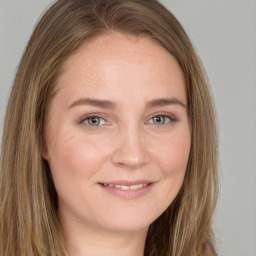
left=98, top=180, right=154, bottom=186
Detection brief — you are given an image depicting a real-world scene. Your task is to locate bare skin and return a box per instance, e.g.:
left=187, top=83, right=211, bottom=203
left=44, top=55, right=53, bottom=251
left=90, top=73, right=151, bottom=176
left=43, top=32, right=191, bottom=256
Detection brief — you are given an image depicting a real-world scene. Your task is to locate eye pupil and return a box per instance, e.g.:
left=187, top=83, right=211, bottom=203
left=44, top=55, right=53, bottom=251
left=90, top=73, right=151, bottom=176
left=88, top=117, right=100, bottom=126
left=153, top=116, right=165, bottom=125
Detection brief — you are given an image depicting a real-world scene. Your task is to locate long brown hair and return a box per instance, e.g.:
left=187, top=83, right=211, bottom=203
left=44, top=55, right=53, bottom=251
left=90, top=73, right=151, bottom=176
left=0, top=0, right=219, bottom=255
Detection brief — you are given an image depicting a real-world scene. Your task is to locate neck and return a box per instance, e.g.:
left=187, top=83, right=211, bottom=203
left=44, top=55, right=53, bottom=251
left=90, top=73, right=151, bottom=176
left=62, top=219, right=148, bottom=256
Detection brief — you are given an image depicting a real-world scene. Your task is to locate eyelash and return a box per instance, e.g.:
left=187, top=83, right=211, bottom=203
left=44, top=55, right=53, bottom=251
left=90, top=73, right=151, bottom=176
left=146, top=113, right=177, bottom=126
left=78, top=114, right=109, bottom=129
left=78, top=113, right=177, bottom=129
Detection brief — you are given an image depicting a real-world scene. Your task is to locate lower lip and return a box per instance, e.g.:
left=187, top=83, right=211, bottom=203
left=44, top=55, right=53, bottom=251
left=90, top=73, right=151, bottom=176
left=98, top=183, right=154, bottom=199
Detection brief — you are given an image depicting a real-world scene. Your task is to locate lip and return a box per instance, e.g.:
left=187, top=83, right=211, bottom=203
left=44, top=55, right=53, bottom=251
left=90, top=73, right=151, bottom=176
left=98, top=180, right=155, bottom=200
left=99, top=179, right=153, bottom=186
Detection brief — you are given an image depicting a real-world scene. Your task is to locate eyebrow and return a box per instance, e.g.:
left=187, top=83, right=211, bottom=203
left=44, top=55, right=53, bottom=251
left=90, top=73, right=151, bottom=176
left=68, top=98, right=116, bottom=110
left=146, top=98, right=187, bottom=109
left=68, top=97, right=187, bottom=110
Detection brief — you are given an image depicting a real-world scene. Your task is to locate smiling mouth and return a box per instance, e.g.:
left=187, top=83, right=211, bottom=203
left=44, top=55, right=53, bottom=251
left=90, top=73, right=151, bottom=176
left=99, top=183, right=149, bottom=190
left=98, top=181, right=154, bottom=199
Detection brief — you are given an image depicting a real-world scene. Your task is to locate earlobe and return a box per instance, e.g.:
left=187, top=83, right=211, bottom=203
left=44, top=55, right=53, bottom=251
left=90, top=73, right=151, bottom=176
left=41, top=150, right=49, bottom=160
left=41, top=142, right=49, bottom=160
left=203, top=240, right=218, bottom=256
left=41, top=151, right=49, bottom=160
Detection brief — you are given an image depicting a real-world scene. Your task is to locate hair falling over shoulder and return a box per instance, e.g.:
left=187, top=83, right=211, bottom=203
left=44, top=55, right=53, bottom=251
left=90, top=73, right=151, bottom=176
left=0, top=0, right=219, bottom=255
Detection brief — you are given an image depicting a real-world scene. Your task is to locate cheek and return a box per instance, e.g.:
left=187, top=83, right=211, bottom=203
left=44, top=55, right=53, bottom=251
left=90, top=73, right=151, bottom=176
left=47, top=131, right=108, bottom=185
left=148, top=130, right=191, bottom=214
left=154, top=131, right=191, bottom=176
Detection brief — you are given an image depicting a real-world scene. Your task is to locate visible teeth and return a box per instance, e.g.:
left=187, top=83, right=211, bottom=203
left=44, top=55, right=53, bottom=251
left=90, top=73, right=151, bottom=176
left=138, top=184, right=144, bottom=189
left=130, top=184, right=139, bottom=190
left=101, top=183, right=148, bottom=190
left=120, top=185, right=129, bottom=190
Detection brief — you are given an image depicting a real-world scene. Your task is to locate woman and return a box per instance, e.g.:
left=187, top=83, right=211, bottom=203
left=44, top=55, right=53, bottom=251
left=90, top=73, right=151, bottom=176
left=0, top=0, right=219, bottom=255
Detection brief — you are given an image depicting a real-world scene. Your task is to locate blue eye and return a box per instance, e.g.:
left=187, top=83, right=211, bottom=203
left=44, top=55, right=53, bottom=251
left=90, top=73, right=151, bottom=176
left=148, top=115, right=175, bottom=125
left=84, top=116, right=106, bottom=126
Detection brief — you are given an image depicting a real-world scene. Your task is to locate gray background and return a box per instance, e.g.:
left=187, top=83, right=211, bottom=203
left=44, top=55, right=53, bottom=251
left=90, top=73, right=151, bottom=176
left=0, top=1, right=256, bottom=255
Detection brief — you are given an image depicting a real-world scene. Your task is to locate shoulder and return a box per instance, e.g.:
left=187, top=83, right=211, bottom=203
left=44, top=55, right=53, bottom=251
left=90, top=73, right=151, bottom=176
left=202, top=240, right=218, bottom=256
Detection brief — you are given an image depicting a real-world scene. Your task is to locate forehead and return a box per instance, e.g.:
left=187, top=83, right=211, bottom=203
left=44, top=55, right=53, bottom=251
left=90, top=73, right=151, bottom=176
left=54, top=32, right=186, bottom=103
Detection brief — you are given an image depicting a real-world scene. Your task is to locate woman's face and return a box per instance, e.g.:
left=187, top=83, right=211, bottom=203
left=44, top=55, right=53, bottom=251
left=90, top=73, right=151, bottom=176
left=43, top=32, right=191, bottom=234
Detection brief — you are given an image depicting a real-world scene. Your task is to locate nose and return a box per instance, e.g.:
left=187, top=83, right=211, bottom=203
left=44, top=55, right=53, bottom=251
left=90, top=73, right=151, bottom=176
left=111, top=127, right=150, bottom=169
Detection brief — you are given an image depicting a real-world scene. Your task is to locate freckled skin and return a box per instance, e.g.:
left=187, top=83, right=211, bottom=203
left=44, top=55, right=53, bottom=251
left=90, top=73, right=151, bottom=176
left=43, top=32, right=191, bottom=255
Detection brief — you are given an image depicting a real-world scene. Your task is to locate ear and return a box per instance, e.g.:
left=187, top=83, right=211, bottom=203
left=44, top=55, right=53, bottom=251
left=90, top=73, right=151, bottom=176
left=41, top=140, right=49, bottom=160
left=41, top=150, right=49, bottom=160
left=203, top=240, right=218, bottom=256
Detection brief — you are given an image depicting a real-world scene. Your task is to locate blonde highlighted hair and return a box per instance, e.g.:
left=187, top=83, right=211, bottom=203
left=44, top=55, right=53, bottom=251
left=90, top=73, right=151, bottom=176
left=0, top=0, right=218, bottom=255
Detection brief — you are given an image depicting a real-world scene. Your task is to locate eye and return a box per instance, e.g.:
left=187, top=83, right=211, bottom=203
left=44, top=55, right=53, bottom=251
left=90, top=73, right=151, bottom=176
left=83, top=116, right=106, bottom=126
left=152, top=116, right=167, bottom=125
left=147, top=114, right=176, bottom=125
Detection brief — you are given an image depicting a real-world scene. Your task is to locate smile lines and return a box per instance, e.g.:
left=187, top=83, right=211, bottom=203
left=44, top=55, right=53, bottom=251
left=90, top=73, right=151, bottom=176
left=100, top=183, right=149, bottom=190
